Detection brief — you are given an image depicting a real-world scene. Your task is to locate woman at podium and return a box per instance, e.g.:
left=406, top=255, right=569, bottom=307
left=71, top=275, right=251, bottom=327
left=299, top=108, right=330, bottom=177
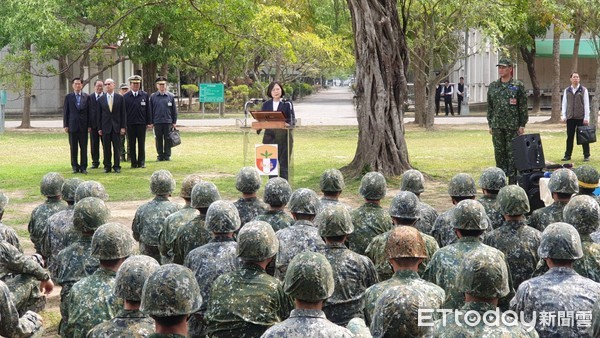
left=261, top=81, right=295, bottom=180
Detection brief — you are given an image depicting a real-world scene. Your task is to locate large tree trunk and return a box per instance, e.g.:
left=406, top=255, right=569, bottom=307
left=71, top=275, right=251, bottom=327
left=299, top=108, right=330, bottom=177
left=592, top=60, right=600, bottom=127
left=520, top=47, right=541, bottom=114
left=550, top=26, right=561, bottom=122
left=19, top=44, right=32, bottom=129
left=571, top=27, right=582, bottom=73
left=342, top=0, right=411, bottom=178
left=412, top=47, right=427, bottom=127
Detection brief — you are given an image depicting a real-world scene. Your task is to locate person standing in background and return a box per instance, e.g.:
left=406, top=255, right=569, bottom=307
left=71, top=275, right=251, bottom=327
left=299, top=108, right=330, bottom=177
left=457, top=77, right=465, bottom=115
left=63, top=77, right=90, bottom=174
left=98, top=79, right=126, bottom=173
left=561, top=72, right=591, bottom=162
left=149, top=76, right=177, bottom=162
left=89, top=79, right=104, bottom=169
left=442, top=80, right=454, bottom=116
left=124, top=75, right=151, bottom=168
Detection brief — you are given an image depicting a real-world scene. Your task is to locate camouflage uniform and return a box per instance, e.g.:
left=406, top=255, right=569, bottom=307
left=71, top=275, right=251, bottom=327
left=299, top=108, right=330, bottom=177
left=319, top=168, right=352, bottom=212
left=528, top=168, right=578, bottom=231
left=564, top=195, right=600, bottom=282
left=132, top=170, right=180, bottom=261
left=573, top=165, right=600, bottom=204
left=477, top=167, right=507, bottom=230
left=415, top=202, right=438, bottom=235
left=590, top=299, right=600, bottom=338
left=487, top=58, right=528, bottom=180
left=234, top=167, right=268, bottom=225
left=0, top=280, right=43, bottom=338
left=400, top=169, right=439, bottom=235
left=262, top=252, right=353, bottom=338
left=87, top=310, right=155, bottom=338
left=255, top=177, right=294, bottom=232
left=235, top=197, right=268, bottom=226
left=511, top=222, right=600, bottom=337
left=28, top=172, right=68, bottom=255
left=255, top=210, right=294, bottom=232
left=0, top=191, right=23, bottom=252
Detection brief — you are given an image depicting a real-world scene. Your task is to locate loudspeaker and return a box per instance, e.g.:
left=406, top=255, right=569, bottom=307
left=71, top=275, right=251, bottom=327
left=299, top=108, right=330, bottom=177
left=517, top=171, right=546, bottom=213
left=512, top=134, right=545, bottom=172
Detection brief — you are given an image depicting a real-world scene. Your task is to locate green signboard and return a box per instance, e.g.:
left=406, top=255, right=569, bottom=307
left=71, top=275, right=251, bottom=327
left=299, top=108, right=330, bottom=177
left=0, top=90, right=6, bottom=105
left=199, top=83, right=224, bottom=103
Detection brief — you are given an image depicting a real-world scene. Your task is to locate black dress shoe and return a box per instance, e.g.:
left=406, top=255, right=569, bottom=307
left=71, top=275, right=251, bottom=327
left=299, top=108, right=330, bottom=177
left=584, top=156, right=591, bottom=162
left=131, top=163, right=138, bottom=168
left=164, top=157, right=171, bottom=161
left=140, top=162, right=146, bottom=168
left=561, top=156, right=571, bottom=161
left=114, top=168, right=121, bottom=173
left=104, top=169, right=111, bottom=173
left=72, top=169, right=79, bottom=174
left=90, top=165, right=99, bottom=169
left=80, top=169, right=88, bottom=175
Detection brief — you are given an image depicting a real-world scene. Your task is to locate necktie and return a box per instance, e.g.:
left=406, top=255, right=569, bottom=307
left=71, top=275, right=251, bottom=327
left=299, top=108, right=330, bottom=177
left=134, top=92, right=137, bottom=97
left=108, top=94, right=113, bottom=112
left=76, top=94, right=80, bottom=108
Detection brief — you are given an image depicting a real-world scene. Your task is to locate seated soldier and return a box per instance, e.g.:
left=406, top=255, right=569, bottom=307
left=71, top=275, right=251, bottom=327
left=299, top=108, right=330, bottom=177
left=233, top=167, right=268, bottom=226
left=254, top=177, right=294, bottom=232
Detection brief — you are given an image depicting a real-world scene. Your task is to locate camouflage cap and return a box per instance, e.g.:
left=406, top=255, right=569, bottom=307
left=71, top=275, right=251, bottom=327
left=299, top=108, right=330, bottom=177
left=115, top=255, right=160, bottom=301
left=0, top=192, right=8, bottom=213
left=359, top=172, right=387, bottom=200
left=288, top=188, right=321, bottom=215
left=263, top=177, right=292, bottom=206
left=400, top=169, right=425, bottom=194
left=61, top=178, right=84, bottom=203
left=73, top=197, right=111, bottom=233
left=150, top=170, right=176, bottom=196
left=284, top=252, right=334, bottom=302
left=389, top=191, right=420, bottom=220
left=141, top=264, right=202, bottom=316
left=547, top=168, right=579, bottom=194
left=237, top=221, right=279, bottom=261
left=496, top=57, right=513, bottom=67
left=91, top=222, right=135, bottom=260
left=235, top=167, right=262, bottom=194
left=457, top=250, right=510, bottom=298
left=448, top=173, right=477, bottom=197
left=74, top=180, right=109, bottom=203
left=498, top=185, right=530, bottom=216
left=538, top=222, right=583, bottom=260
left=452, top=199, right=488, bottom=230
left=479, top=167, right=507, bottom=191
left=319, top=168, right=345, bottom=192
left=180, top=174, right=202, bottom=199
left=386, top=226, right=427, bottom=259
left=191, top=181, right=221, bottom=209
left=573, top=165, right=600, bottom=189
left=315, top=204, right=354, bottom=237
left=40, top=172, right=65, bottom=197
left=564, top=195, right=600, bottom=235
left=206, top=200, right=241, bottom=233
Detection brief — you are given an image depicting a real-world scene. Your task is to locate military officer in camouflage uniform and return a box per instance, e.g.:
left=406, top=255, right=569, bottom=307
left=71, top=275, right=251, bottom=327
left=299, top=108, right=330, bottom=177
left=483, top=185, right=541, bottom=289
left=424, top=199, right=514, bottom=310
left=0, top=279, right=43, bottom=337
left=433, top=250, right=537, bottom=337
left=205, top=221, right=293, bottom=337
left=140, top=264, right=203, bottom=338
left=487, top=57, right=528, bottom=183
left=234, top=167, right=268, bottom=226
left=0, top=191, right=23, bottom=251
left=173, top=181, right=220, bottom=264
left=363, top=226, right=444, bottom=326
left=132, top=170, right=180, bottom=261
left=28, top=172, right=68, bottom=257
left=511, top=222, right=600, bottom=337
left=158, top=173, right=202, bottom=264
left=261, top=251, right=354, bottom=338
left=64, top=222, right=134, bottom=337
left=184, top=200, right=242, bottom=337
left=254, top=177, right=294, bottom=232
left=528, top=168, right=578, bottom=231
left=365, top=191, right=438, bottom=280
left=319, top=168, right=352, bottom=211
left=400, top=169, right=439, bottom=234
left=573, top=165, right=600, bottom=205
left=88, top=255, right=160, bottom=337
left=275, top=188, right=325, bottom=281
left=349, top=172, right=393, bottom=255
left=477, top=167, right=506, bottom=229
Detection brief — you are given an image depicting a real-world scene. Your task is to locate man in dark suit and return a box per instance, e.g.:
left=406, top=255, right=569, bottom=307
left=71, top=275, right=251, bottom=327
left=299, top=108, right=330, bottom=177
left=98, top=78, right=127, bottom=173
left=89, top=79, right=104, bottom=169
left=124, top=75, right=151, bottom=168
left=63, top=77, right=90, bottom=174
left=442, top=80, right=454, bottom=116
left=457, top=77, right=465, bottom=115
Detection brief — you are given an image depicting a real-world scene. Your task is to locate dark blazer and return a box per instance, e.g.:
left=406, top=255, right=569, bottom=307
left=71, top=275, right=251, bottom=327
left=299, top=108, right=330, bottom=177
left=98, top=92, right=126, bottom=134
left=89, top=92, right=102, bottom=129
left=63, top=92, right=90, bottom=132
left=124, top=91, right=151, bottom=125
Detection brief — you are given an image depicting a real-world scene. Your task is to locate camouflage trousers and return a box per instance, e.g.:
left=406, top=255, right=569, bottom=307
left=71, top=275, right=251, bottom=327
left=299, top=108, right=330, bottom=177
left=4, top=274, right=46, bottom=315
left=491, top=128, right=519, bottom=183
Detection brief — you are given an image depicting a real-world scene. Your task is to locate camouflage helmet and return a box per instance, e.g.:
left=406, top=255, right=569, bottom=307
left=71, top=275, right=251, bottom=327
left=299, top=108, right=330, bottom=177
left=73, top=197, right=110, bottom=233
left=316, top=204, right=354, bottom=237
left=386, top=226, right=427, bottom=259
left=573, top=165, right=600, bottom=189
left=448, top=173, right=477, bottom=197
left=564, top=195, right=600, bottom=235
left=206, top=200, right=241, bottom=233
left=263, top=177, right=292, bottom=206
left=0, top=192, right=8, bottom=213
left=91, top=222, right=135, bottom=260
left=191, top=181, right=221, bottom=209
left=74, top=181, right=109, bottom=203
left=141, top=264, right=202, bottom=316
left=61, top=178, right=84, bottom=203
left=389, top=191, right=420, bottom=220
left=400, top=170, right=425, bottom=194
left=236, top=167, right=262, bottom=194
left=538, top=222, right=583, bottom=260
left=359, top=172, right=387, bottom=200
left=40, top=172, right=65, bottom=197
left=457, top=250, right=510, bottom=299
left=498, top=185, right=530, bottom=216
left=237, top=221, right=279, bottom=261
left=288, top=188, right=320, bottom=215
left=452, top=199, right=488, bottom=230
left=479, top=167, right=507, bottom=191
left=547, top=168, right=579, bottom=194
left=114, top=255, right=160, bottom=301
left=320, top=168, right=345, bottom=192
left=284, top=252, right=334, bottom=302
left=180, top=174, right=202, bottom=199
left=150, top=170, right=176, bottom=196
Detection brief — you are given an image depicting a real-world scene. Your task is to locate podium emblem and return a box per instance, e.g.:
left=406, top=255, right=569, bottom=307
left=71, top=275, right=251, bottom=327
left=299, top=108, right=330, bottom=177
left=256, top=144, right=279, bottom=175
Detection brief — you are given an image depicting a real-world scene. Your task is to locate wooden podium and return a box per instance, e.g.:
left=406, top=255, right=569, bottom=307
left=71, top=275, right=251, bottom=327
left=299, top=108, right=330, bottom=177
left=250, top=111, right=287, bottom=130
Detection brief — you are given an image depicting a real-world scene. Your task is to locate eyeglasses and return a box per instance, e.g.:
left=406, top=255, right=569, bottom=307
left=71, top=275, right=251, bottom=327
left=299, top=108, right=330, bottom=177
left=104, top=83, right=114, bottom=86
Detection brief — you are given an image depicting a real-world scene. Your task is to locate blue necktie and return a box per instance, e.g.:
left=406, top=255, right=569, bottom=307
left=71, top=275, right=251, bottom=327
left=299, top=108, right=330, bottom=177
left=76, top=94, right=80, bottom=108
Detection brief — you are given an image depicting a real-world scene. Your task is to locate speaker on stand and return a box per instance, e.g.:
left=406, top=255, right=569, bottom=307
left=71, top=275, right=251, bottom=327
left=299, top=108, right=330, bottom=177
left=512, top=134, right=546, bottom=213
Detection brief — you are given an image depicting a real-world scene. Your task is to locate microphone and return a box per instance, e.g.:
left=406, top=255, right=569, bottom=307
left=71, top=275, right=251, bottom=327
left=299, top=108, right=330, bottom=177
left=249, top=98, right=265, bottom=103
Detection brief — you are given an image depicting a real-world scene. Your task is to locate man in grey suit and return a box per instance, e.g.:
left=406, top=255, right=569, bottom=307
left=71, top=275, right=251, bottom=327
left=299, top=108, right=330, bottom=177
left=63, top=77, right=90, bottom=174
left=98, top=78, right=126, bottom=173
